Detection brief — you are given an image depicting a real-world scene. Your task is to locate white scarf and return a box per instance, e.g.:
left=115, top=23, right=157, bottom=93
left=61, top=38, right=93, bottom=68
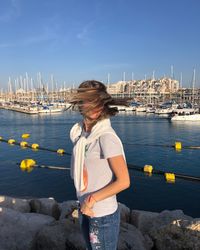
left=70, top=118, right=125, bottom=192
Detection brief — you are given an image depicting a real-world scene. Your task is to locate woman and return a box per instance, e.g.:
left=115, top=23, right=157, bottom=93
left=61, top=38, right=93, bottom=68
left=70, top=80, right=130, bottom=250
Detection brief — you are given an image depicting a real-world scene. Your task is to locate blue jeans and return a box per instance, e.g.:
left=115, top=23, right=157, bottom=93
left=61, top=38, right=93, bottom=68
left=79, top=208, right=120, bottom=250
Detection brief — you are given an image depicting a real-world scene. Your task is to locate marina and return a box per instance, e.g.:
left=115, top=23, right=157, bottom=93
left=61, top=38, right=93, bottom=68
left=1, top=72, right=200, bottom=121
left=1, top=99, right=200, bottom=124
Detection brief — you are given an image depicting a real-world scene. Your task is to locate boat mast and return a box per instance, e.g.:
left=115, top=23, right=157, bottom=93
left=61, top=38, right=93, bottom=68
left=152, top=70, right=155, bottom=81
left=192, top=68, right=196, bottom=107
left=180, top=72, right=183, bottom=103
left=180, top=72, right=182, bottom=89
left=51, top=74, right=54, bottom=103
left=123, top=72, right=126, bottom=82
left=107, top=72, right=110, bottom=89
left=123, top=72, right=125, bottom=98
left=171, top=65, right=174, bottom=79
left=131, top=72, right=134, bottom=82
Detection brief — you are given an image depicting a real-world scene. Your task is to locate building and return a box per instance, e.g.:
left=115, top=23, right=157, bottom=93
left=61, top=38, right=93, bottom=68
left=107, top=77, right=180, bottom=104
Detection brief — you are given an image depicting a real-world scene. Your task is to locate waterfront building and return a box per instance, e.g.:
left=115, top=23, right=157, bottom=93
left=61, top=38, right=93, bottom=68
left=107, top=77, right=180, bottom=104
left=172, top=88, right=200, bottom=105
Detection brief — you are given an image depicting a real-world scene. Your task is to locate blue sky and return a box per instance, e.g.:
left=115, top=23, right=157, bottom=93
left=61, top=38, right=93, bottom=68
left=0, top=0, right=200, bottom=89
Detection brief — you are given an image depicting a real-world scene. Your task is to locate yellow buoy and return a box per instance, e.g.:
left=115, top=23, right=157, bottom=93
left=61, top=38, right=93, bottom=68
left=0, top=136, right=2, bottom=140
left=143, top=165, right=153, bottom=174
left=57, top=149, right=65, bottom=154
left=20, top=141, right=28, bottom=147
left=20, top=159, right=36, bottom=171
left=32, top=143, right=39, bottom=149
left=165, top=173, right=175, bottom=183
left=8, top=139, right=16, bottom=144
left=22, top=133, right=30, bottom=139
left=175, top=141, right=182, bottom=151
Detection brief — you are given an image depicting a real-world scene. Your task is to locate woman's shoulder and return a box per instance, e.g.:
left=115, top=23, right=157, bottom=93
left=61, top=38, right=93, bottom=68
left=99, top=131, right=122, bottom=147
left=70, top=121, right=83, bottom=142
left=99, top=132, right=123, bottom=158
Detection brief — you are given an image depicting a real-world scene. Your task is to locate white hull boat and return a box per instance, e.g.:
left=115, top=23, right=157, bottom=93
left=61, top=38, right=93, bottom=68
left=135, top=106, right=146, bottom=112
left=38, top=106, right=63, bottom=113
left=155, top=108, right=173, bottom=114
left=171, top=113, right=200, bottom=121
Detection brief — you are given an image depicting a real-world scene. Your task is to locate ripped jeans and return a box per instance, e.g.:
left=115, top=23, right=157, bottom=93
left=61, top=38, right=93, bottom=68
left=79, top=208, right=120, bottom=250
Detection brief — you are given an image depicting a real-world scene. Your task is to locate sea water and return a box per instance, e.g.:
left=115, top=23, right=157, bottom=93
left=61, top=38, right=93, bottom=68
left=0, top=109, right=199, bottom=217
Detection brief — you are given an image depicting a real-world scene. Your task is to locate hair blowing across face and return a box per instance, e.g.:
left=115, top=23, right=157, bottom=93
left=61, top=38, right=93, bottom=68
left=70, top=80, right=124, bottom=121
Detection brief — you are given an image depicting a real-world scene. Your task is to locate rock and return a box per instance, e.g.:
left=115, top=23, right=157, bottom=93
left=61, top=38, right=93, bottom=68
left=130, top=209, right=195, bottom=250
left=177, top=218, right=200, bottom=231
left=32, top=219, right=86, bottom=250
left=0, top=196, right=199, bottom=250
left=30, top=197, right=61, bottom=220
left=131, top=209, right=192, bottom=235
left=118, top=222, right=153, bottom=250
left=118, top=202, right=131, bottom=223
left=151, top=218, right=200, bottom=250
left=30, top=198, right=41, bottom=212
left=59, top=200, right=79, bottom=220
left=149, top=210, right=192, bottom=236
left=130, top=209, right=159, bottom=234
left=0, top=195, right=30, bottom=213
left=0, top=206, right=55, bottom=250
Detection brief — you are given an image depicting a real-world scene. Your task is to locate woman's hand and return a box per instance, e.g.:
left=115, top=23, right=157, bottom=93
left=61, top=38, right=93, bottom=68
left=80, top=195, right=96, bottom=217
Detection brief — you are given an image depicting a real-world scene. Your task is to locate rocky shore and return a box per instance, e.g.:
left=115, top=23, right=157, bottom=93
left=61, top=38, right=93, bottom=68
left=0, top=195, right=199, bottom=250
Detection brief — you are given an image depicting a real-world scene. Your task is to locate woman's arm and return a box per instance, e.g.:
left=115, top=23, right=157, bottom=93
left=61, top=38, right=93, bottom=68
left=93, top=155, right=130, bottom=200
left=80, top=155, right=130, bottom=215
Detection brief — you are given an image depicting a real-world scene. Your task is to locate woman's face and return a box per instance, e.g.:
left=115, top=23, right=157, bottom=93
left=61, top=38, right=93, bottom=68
left=79, top=101, right=103, bottom=121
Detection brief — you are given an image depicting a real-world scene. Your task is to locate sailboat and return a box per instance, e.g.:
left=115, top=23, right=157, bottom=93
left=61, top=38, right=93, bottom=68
left=171, top=69, right=200, bottom=121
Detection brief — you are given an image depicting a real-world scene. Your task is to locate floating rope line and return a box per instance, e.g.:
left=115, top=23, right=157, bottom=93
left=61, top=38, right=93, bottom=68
left=1, top=137, right=200, bottom=155
left=123, top=142, right=200, bottom=150
left=17, top=162, right=70, bottom=170
left=2, top=137, right=200, bottom=182
left=17, top=159, right=200, bottom=183
left=127, top=163, right=200, bottom=182
left=124, top=142, right=173, bottom=148
left=0, top=138, right=71, bottom=156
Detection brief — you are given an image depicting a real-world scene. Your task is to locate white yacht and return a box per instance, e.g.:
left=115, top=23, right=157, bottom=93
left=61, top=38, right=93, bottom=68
left=171, top=111, right=200, bottom=121
left=38, top=104, right=64, bottom=113
left=135, top=106, right=146, bottom=112
left=171, top=113, right=200, bottom=121
left=110, top=105, right=135, bottom=112
left=155, top=107, right=173, bottom=114
left=124, top=106, right=136, bottom=112
left=145, top=105, right=155, bottom=113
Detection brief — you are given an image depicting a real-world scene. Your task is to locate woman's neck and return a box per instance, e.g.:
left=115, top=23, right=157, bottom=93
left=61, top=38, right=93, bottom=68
left=83, top=118, right=96, bottom=132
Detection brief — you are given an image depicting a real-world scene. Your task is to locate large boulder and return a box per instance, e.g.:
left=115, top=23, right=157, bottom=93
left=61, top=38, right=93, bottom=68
left=151, top=218, right=200, bottom=250
left=0, top=195, right=30, bottom=213
left=30, top=197, right=60, bottom=220
left=0, top=206, right=55, bottom=250
left=118, top=222, right=153, bottom=250
left=118, top=202, right=131, bottom=223
left=131, top=209, right=198, bottom=250
left=59, top=200, right=79, bottom=220
left=130, top=209, right=159, bottom=233
left=32, top=218, right=85, bottom=250
left=148, top=210, right=192, bottom=236
left=131, top=209, right=192, bottom=235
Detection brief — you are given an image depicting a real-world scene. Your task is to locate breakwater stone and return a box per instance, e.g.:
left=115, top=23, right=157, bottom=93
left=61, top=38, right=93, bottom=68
left=30, top=197, right=61, bottom=220
left=0, top=195, right=199, bottom=250
left=0, top=195, right=30, bottom=212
